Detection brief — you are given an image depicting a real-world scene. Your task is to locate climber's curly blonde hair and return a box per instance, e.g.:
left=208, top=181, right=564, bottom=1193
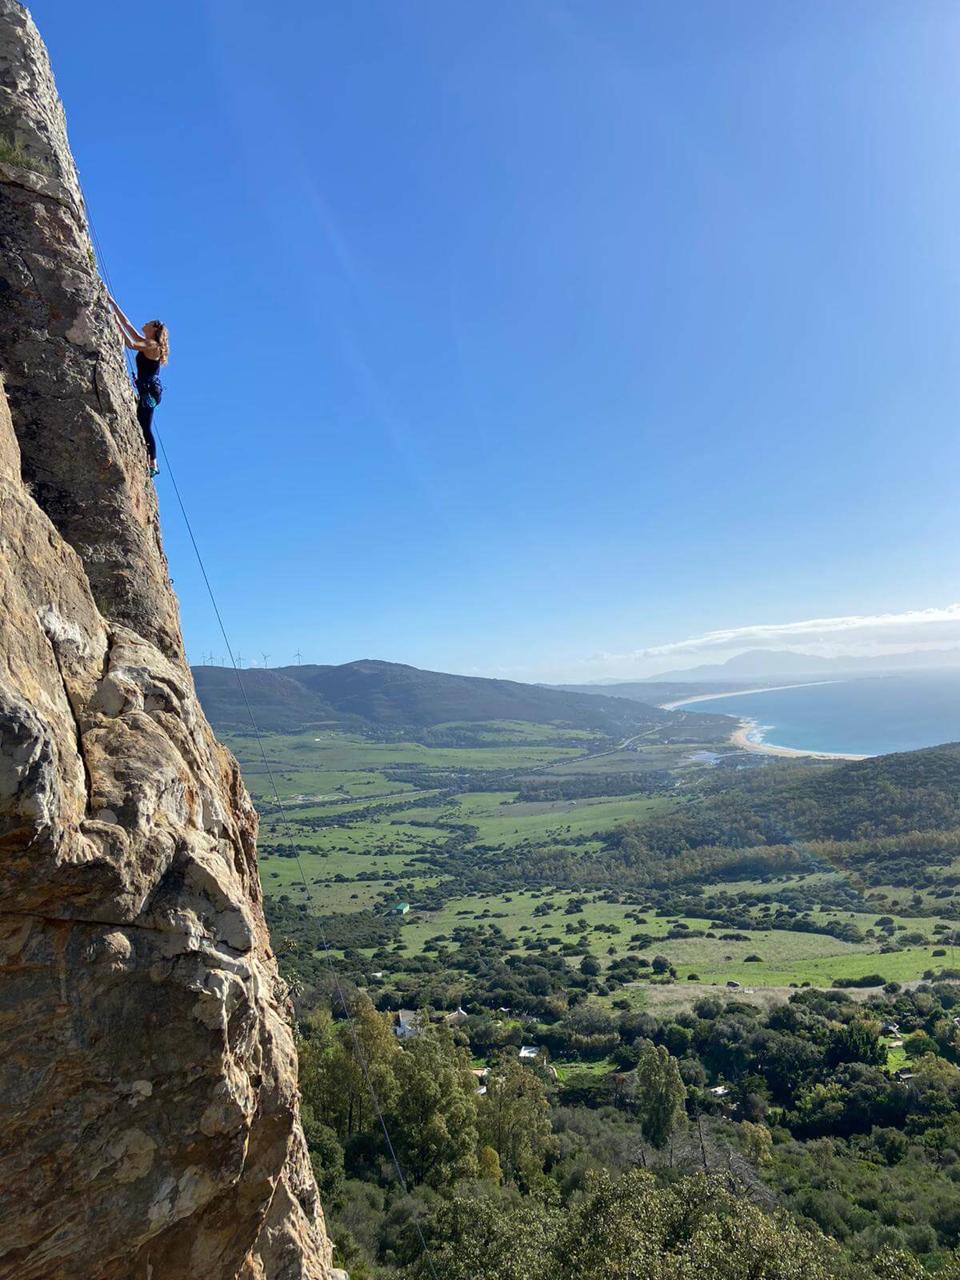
left=149, top=320, right=170, bottom=365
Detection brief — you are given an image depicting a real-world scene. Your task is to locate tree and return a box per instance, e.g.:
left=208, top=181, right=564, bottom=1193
left=663, top=1023, right=693, bottom=1057
left=550, top=1171, right=839, bottom=1280
left=740, top=1120, right=773, bottom=1167
left=478, top=1144, right=503, bottom=1183
left=631, top=1043, right=687, bottom=1150
left=905, top=1030, right=940, bottom=1060
left=753, top=1030, right=820, bottom=1105
left=389, top=1026, right=479, bottom=1188
left=478, top=1054, right=553, bottom=1187
left=301, top=1115, right=345, bottom=1205
left=408, top=1190, right=558, bottom=1280
left=580, top=954, right=601, bottom=977
left=407, top=1172, right=851, bottom=1280
left=792, top=1081, right=847, bottom=1138
left=732, top=1073, right=769, bottom=1122
left=825, top=1019, right=886, bottom=1069
left=299, top=998, right=400, bottom=1140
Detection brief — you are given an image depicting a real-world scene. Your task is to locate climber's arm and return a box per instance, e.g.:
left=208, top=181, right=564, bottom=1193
left=121, top=330, right=151, bottom=352
left=107, top=295, right=145, bottom=345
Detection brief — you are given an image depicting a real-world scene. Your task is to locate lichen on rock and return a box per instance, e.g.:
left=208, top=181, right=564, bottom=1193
left=0, top=3, right=332, bottom=1276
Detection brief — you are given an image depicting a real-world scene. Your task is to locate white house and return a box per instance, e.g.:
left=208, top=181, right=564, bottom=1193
left=394, top=1009, right=420, bottom=1040
left=519, top=1045, right=541, bottom=1061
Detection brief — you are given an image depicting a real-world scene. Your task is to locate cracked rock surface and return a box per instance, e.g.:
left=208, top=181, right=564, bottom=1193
left=0, top=4, right=332, bottom=1277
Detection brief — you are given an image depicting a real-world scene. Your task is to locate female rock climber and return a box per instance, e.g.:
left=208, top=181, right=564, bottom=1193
left=107, top=295, right=169, bottom=477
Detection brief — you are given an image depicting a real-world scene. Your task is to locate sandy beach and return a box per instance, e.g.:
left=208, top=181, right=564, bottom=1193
left=660, top=681, right=869, bottom=761
left=729, top=718, right=867, bottom=762
left=660, top=680, right=839, bottom=710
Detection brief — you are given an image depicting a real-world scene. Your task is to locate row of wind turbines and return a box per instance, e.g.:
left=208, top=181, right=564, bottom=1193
left=195, top=650, right=304, bottom=669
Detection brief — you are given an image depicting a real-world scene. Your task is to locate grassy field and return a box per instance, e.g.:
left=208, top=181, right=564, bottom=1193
left=388, top=887, right=959, bottom=992
left=228, top=724, right=960, bottom=1008
left=548, top=744, right=708, bottom=774
left=552, top=1056, right=618, bottom=1081
left=399, top=790, right=671, bottom=848
left=232, top=730, right=590, bottom=803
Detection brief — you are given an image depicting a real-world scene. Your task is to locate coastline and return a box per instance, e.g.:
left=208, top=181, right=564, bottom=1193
left=661, top=680, right=869, bottom=761
left=730, top=717, right=868, bottom=762
left=660, top=679, right=839, bottom=711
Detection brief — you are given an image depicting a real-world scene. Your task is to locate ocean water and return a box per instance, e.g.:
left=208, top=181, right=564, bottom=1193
left=679, top=673, right=960, bottom=757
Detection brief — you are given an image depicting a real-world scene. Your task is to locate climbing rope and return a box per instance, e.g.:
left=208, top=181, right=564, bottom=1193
left=154, top=431, right=441, bottom=1280
left=83, top=197, right=440, bottom=1278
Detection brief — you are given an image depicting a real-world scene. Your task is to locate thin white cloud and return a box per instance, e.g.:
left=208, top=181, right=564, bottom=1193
left=634, top=604, right=960, bottom=661
left=478, top=604, right=960, bottom=684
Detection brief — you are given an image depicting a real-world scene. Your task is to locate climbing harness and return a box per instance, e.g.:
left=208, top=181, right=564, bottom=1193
left=136, top=371, right=163, bottom=410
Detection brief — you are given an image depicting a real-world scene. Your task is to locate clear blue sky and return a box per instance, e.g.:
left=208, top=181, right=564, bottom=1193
left=30, top=1, right=960, bottom=680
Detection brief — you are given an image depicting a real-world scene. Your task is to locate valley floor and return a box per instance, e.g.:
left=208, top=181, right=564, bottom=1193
left=227, top=724, right=960, bottom=1007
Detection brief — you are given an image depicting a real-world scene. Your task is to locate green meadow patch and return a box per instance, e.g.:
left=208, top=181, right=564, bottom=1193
left=226, top=726, right=960, bottom=1009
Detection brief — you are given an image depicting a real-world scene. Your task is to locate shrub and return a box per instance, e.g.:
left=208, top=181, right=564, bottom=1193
left=831, top=974, right=885, bottom=989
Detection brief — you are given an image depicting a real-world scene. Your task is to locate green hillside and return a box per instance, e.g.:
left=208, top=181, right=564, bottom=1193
left=227, top=715, right=960, bottom=1276
left=194, top=658, right=736, bottom=741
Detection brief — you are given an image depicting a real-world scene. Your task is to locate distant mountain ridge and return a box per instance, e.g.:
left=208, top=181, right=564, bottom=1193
left=626, top=647, right=960, bottom=684
left=192, top=658, right=734, bottom=740
left=649, top=649, right=836, bottom=681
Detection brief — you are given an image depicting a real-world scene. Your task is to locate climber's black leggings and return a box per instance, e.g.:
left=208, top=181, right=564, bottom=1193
left=136, top=400, right=157, bottom=464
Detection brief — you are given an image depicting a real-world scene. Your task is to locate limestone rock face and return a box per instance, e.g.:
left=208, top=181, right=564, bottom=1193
left=0, top=4, right=332, bottom=1277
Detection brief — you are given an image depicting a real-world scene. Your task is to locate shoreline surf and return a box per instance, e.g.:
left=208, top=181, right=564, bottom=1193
left=660, top=681, right=869, bottom=761
left=729, top=717, right=868, bottom=762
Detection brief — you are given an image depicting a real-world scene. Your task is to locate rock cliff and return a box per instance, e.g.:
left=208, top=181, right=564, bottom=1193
left=0, top=4, right=333, bottom=1277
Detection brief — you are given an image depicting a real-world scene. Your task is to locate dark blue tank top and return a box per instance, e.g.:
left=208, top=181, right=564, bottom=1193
left=135, top=350, right=161, bottom=389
